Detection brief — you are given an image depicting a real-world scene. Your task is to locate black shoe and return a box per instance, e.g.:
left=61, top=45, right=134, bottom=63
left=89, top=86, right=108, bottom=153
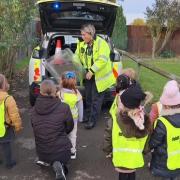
left=84, top=121, right=95, bottom=129
left=71, top=152, right=76, bottom=159
left=62, top=164, right=68, bottom=175
left=52, top=161, right=66, bottom=180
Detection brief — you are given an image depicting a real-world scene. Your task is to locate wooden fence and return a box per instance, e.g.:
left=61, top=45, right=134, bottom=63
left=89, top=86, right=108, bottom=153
left=117, top=49, right=180, bottom=84
left=127, top=25, right=180, bottom=55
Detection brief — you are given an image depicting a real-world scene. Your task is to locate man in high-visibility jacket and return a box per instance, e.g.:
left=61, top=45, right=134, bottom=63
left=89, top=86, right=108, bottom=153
left=75, top=24, right=115, bottom=129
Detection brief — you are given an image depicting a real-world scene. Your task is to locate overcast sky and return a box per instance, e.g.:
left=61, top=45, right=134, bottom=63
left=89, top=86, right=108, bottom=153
left=117, top=0, right=155, bottom=24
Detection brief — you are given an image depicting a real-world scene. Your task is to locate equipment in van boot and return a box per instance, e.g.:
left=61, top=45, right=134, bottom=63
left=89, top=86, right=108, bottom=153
left=51, top=39, right=65, bottom=65
left=44, top=39, right=84, bottom=83
left=55, top=39, right=62, bottom=54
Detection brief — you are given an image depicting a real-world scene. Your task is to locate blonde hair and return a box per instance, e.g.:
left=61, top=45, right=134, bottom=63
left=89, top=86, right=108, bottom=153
left=61, top=72, right=77, bottom=93
left=122, top=68, right=137, bottom=80
left=81, top=24, right=96, bottom=38
left=0, top=74, right=10, bottom=91
left=40, top=80, right=56, bottom=96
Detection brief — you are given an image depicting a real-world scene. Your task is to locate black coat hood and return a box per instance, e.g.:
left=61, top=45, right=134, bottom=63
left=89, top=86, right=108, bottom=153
left=34, top=95, right=60, bottom=115
left=31, top=94, right=74, bottom=163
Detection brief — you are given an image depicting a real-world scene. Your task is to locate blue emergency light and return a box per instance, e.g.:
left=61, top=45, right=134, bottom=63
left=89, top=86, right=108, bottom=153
left=53, top=2, right=61, bottom=10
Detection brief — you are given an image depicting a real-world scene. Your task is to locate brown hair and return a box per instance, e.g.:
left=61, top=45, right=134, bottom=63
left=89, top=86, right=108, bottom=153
left=61, top=72, right=77, bottom=93
left=40, top=79, right=56, bottom=97
left=0, top=74, right=10, bottom=91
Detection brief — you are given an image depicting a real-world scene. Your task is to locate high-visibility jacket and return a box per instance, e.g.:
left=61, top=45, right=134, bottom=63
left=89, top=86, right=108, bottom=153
left=62, top=92, right=78, bottom=120
left=0, top=100, right=6, bottom=137
left=76, top=36, right=115, bottom=92
left=110, top=101, right=148, bottom=168
left=157, top=117, right=180, bottom=170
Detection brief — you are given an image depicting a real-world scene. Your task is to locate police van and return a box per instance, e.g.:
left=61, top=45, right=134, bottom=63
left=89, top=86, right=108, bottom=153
left=29, top=0, right=122, bottom=106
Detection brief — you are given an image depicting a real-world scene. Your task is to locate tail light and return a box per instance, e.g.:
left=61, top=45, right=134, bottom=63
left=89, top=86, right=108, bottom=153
left=34, top=86, right=40, bottom=95
left=112, top=68, right=118, bottom=78
left=34, top=60, right=41, bottom=82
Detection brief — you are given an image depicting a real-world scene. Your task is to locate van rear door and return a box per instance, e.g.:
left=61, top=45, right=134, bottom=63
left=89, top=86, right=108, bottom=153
left=37, top=0, right=118, bottom=35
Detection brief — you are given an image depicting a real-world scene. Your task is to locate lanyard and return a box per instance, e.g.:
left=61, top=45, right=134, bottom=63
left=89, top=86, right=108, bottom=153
left=85, top=44, right=93, bottom=69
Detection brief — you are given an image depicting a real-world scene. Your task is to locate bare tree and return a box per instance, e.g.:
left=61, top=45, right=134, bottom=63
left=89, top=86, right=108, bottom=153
left=145, top=0, right=180, bottom=58
left=156, top=0, right=180, bottom=55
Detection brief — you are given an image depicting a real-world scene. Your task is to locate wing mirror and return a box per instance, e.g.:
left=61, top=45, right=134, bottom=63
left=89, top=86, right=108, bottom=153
left=32, top=49, right=40, bottom=59
left=110, top=49, right=122, bottom=62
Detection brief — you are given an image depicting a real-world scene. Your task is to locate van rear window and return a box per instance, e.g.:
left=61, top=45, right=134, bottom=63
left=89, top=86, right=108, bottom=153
left=50, top=11, right=104, bottom=21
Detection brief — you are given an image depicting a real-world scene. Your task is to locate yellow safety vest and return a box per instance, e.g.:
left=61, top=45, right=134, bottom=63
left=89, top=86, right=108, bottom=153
left=63, top=92, right=78, bottom=120
left=0, top=100, right=6, bottom=137
left=157, top=117, right=180, bottom=170
left=110, top=100, right=148, bottom=168
left=76, top=36, right=115, bottom=92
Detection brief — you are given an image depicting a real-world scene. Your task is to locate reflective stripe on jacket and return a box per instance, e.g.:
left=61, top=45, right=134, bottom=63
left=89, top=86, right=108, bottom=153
left=110, top=101, right=147, bottom=168
left=76, top=36, right=115, bottom=92
left=158, top=117, right=180, bottom=170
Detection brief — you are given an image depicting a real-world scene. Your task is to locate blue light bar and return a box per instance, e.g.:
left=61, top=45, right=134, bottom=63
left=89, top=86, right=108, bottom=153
left=53, top=2, right=61, bottom=9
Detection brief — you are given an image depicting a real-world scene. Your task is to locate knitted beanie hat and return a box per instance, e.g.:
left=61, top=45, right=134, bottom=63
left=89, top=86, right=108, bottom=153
left=160, top=80, right=180, bottom=106
left=120, top=84, right=146, bottom=109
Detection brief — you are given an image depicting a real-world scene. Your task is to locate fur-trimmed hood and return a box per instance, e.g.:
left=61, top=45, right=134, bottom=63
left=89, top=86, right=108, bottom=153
left=117, top=112, right=152, bottom=138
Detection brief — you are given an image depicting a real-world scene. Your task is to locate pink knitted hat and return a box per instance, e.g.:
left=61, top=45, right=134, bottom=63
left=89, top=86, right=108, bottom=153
left=160, top=80, right=180, bottom=106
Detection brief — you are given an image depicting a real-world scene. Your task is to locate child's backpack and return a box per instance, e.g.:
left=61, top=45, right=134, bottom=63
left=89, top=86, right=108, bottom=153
left=0, top=96, right=9, bottom=137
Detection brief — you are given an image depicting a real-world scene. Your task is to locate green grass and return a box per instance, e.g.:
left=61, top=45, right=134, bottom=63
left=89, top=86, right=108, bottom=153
left=15, top=57, right=29, bottom=71
left=14, top=56, right=180, bottom=102
left=122, top=58, right=180, bottom=102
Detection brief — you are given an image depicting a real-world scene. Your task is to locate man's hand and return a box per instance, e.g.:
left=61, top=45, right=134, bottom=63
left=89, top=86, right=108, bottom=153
left=86, top=71, right=93, bottom=80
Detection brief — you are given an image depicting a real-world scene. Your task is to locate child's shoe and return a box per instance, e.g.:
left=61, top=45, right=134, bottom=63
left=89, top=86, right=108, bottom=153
left=71, top=152, right=76, bottom=160
left=52, top=161, right=66, bottom=180
left=36, top=160, right=50, bottom=167
left=62, top=164, right=68, bottom=175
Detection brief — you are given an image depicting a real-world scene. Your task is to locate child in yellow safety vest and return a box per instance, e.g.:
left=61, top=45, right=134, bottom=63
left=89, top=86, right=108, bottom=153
left=103, top=74, right=131, bottom=158
left=0, top=74, right=22, bottom=169
left=149, top=80, right=180, bottom=180
left=57, top=71, right=83, bottom=160
left=104, top=71, right=153, bottom=158
left=104, top=83, right=152, bottom=180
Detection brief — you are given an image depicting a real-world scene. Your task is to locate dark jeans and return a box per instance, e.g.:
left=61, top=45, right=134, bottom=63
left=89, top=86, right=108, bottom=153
left=151, top=167, right=179, bottom=180
left=84, top=77, right=105, bottom=124
left=119, top=172, right=136, bottom=180
left=1, top=142, right=14, bottom=166
left=38, top=150, right=71, bottom=165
